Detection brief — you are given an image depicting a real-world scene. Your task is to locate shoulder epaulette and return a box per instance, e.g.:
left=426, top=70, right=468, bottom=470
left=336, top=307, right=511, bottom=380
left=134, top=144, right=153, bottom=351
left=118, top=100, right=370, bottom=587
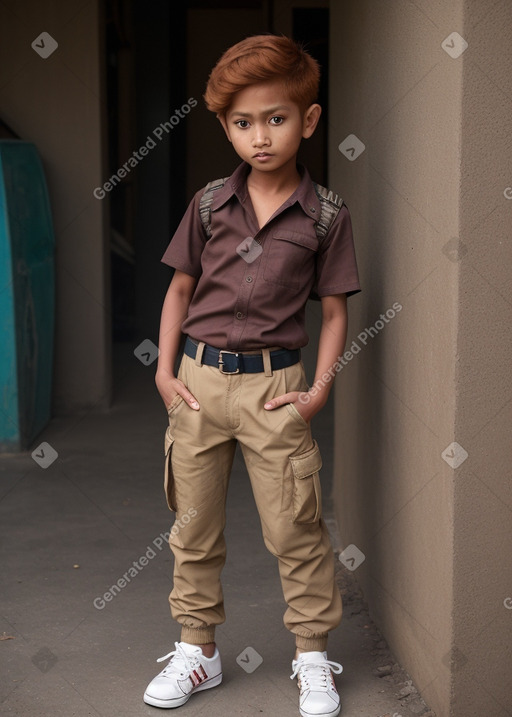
left=199, top=177, right=229, bottom=239
left=313, top=182, right=344, bottom=240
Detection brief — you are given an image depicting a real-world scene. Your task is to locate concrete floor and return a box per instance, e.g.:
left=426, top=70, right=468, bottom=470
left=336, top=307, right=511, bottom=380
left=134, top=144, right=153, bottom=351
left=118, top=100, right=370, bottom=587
left=0, top=341, right=432, bottom=717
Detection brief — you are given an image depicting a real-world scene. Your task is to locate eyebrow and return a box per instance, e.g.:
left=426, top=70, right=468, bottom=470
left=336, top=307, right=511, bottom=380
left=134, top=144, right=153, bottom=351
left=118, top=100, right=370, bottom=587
left=228, top=105, right=291, bottom=118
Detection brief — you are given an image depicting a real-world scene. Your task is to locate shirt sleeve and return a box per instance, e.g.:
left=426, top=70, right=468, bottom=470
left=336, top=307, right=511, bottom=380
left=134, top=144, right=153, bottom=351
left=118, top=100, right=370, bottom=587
left=160, top=188, right=207, bottom=276
left=313, top=203, right=361, bottom=299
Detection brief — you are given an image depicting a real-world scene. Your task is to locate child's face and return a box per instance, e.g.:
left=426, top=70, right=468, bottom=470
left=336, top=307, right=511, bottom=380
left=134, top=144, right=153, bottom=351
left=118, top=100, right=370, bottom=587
left=219, top=80, right=321, bottom=174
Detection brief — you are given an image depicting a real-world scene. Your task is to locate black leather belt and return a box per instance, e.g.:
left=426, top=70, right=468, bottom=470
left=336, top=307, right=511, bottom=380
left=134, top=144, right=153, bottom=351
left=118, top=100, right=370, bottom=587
left=184, top=336, right=300, bottom=374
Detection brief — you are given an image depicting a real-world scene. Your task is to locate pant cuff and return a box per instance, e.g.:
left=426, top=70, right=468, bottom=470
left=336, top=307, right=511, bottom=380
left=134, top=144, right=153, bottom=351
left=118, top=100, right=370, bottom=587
left=180, top=626, right=216, bottom=645
left=295, top=633, right=328, bottom=652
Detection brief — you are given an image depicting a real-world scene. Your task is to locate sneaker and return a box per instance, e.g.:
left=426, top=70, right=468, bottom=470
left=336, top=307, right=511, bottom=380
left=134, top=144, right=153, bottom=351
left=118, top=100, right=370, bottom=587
left=290, top=651, right=343, bottom=717
left=143, top=641, right=222, bottom=708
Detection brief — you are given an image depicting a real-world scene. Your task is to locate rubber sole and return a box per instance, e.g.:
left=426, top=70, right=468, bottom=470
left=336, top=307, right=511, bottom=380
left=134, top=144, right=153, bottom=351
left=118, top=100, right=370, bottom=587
left=299, top=702, right=341, bottom=717
left=143, top=672, right=222, bottom=709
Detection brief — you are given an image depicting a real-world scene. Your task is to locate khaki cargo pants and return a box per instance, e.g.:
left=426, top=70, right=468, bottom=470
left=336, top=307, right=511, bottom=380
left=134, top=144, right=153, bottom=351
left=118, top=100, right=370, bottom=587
left=163, top=341, right=342, bottom=651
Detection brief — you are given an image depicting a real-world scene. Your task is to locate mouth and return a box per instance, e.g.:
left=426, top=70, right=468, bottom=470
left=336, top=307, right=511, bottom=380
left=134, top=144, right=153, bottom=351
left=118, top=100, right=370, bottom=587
left=253, top=152, right=272, bottom=158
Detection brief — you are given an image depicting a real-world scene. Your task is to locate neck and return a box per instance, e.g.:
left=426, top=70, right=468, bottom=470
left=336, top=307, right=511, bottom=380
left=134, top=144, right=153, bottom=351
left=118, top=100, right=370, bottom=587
left=247, top=158, right=301, bottom=195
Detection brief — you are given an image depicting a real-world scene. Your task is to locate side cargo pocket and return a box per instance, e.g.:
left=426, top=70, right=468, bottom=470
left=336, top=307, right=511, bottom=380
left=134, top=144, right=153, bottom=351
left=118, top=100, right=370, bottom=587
left=164, top=425, right=177, bottom=512
left=288, top=440, right=323, bottom=524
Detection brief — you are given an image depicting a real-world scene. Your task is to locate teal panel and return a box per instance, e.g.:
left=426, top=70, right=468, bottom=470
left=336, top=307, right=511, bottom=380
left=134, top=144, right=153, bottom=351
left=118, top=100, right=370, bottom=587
left=0, top=140, right=55, bottom=451
left=0, top=148, right=18, bottom=447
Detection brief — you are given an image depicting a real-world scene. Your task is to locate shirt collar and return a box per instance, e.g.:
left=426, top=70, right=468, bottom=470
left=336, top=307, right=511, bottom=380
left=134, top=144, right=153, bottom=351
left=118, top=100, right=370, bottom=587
left=210, top=161, right=322, bottom=221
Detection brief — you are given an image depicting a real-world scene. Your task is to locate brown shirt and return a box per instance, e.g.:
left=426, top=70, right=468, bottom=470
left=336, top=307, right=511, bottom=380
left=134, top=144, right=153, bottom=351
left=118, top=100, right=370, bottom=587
left=161, top=162, right=361, bottom=350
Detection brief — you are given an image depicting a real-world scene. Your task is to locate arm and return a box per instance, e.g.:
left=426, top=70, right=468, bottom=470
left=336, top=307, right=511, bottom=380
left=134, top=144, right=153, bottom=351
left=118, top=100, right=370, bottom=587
left=263, top=294, right=348, bottom=422
left=155, top=270, right=201, bottom=410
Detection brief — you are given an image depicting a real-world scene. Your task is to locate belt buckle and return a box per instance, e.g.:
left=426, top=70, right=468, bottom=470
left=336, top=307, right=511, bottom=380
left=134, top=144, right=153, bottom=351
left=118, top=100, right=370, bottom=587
left=218, top=350, right=240, bottom=374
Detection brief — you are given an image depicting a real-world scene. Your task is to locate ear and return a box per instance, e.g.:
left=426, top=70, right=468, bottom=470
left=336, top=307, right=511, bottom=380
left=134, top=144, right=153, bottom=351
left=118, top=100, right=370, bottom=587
left=217, top=113, right=232, bottom=143
left=302, top=103, right=322, bottom=139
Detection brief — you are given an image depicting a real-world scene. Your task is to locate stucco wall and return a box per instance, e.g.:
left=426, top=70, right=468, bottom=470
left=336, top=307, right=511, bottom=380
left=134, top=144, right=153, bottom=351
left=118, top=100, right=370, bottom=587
left=0, top=0, right=110, bottom=414
left=329, top=3, right=462, bottom=707
left=451, top=1, right=512, bottom=713
left=329, top=1, right=512, bottom=714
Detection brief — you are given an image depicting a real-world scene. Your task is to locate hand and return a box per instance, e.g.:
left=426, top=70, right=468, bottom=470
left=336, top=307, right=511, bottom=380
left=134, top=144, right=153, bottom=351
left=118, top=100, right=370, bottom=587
left=155, top=371, right=200, bottom=411
left=263, top=390, right=324, bottom=423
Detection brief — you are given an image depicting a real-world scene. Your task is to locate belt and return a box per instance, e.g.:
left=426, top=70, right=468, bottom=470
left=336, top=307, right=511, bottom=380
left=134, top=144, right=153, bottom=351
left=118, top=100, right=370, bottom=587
left=184, top=336, right=300, bottom=374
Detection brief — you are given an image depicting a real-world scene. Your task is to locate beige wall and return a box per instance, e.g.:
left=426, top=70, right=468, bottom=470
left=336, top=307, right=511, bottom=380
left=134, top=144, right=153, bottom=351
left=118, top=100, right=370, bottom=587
left=452, top=1, right=512, bottom=713
left=330, top=1, right=512, bottom=715
left=0, top=0, right=111, bottom=414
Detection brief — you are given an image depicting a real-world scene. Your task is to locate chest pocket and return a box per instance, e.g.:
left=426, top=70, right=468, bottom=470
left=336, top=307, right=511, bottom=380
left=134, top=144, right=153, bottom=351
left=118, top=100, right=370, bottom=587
left=263, top=230, right=318, bottom=289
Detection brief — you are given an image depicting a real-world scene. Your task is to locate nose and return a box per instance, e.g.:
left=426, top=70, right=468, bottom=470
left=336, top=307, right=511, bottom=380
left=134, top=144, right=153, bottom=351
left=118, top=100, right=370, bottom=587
left=252, top=123, right=270, bottom=148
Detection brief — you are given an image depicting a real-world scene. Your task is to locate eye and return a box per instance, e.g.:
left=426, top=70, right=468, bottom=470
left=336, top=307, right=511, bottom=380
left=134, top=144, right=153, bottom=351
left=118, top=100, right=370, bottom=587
left=269, top=116, right=284, bottom=125
left=234, top=119, right=250, bottom=129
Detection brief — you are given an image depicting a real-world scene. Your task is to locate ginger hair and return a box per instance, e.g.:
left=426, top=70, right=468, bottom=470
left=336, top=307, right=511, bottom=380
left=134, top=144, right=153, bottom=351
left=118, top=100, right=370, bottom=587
left=204, top=34, right=320, bottom=115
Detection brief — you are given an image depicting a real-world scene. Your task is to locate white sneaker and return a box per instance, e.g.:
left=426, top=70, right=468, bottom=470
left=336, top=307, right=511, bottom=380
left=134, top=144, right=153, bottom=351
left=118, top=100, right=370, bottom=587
left=290, top=651, right=343, bottom=717
left=143, top=641, right=222, bottom=708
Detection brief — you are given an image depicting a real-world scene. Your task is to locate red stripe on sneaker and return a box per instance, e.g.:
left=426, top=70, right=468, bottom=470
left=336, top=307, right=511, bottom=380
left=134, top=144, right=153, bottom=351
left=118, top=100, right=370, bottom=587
left=190, top=668, right=207, bottom=687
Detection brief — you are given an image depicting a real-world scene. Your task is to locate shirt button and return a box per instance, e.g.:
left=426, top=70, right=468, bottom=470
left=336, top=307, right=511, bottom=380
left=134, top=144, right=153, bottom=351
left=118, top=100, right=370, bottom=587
left=236, top=311, right=245, bottom=320
left=310, top=207, right=316, bottom=213
left=246, top=276, right=253, bottom=283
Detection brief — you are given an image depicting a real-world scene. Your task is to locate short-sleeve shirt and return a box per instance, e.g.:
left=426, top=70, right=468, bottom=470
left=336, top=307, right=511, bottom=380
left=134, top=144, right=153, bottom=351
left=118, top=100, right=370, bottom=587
left=161, top=161, right=360, bottom=351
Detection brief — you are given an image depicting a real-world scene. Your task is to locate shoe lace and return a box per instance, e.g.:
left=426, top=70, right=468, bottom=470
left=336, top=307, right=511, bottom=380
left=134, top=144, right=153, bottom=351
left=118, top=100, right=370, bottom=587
left=290, top=657, right=343, bottom=689
left=156, top=642, right=199, bottom=678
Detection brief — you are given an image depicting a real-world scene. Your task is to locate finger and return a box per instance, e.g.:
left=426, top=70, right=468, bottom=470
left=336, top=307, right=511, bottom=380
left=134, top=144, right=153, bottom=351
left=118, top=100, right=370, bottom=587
left=166, top=385, right=200, bottom=411
left=181, top=389, right=200, bottom=410
left=264, top=392, right=294, bottom=410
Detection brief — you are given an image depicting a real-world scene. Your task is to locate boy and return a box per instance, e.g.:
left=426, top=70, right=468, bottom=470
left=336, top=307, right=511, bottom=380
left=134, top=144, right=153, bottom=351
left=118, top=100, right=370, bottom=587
left=144, top=34, right=360, bottom=717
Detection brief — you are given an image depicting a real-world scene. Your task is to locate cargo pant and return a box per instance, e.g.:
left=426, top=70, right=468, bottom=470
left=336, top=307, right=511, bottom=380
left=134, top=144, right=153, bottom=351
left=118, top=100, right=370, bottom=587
left=163, top=340, right=342, bottom=652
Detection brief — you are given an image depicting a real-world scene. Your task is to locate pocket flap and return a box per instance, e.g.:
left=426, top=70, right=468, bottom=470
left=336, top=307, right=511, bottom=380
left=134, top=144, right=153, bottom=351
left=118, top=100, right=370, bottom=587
left=289, top=440, right=322, bottom=479
left=164, top=426, right=174, bottom=456
left=272, top=230, right=317, bottom=251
